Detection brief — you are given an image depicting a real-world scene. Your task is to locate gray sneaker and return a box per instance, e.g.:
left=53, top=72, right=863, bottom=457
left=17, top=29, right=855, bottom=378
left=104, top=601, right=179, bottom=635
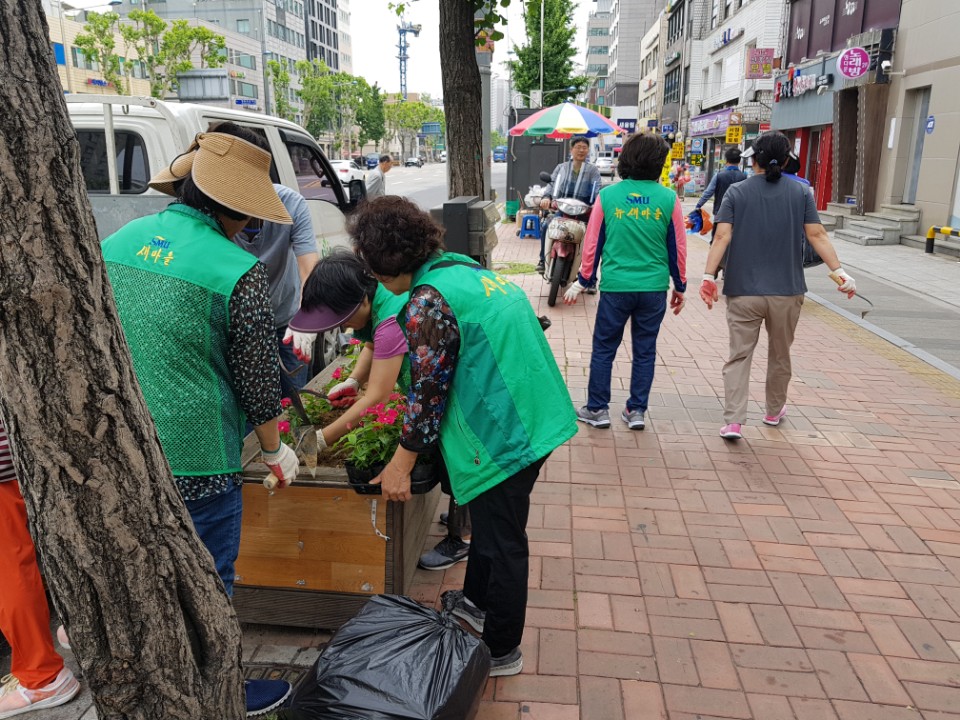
left=576, top=405, right=611, bottom=428
left=621, top=408, right=645, bottom=430
left=418, top=536, right=469, bottom=571
left=489, top=647, right=523, bottom=677
left=441, top=589, right=486, bottom=633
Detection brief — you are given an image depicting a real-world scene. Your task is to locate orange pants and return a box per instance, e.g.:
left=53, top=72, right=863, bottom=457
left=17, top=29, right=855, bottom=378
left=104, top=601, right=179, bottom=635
left=0, top=480, right=63, bottom=689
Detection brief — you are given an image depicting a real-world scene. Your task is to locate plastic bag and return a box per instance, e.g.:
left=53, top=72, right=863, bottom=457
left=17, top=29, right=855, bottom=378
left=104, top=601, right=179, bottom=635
left=280, top=595, right=491, bottom=720
left=524, top=184, right=546, bottom=208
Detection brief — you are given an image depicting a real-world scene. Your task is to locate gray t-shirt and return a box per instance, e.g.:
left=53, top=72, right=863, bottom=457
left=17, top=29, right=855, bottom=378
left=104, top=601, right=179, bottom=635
left=233, top=184, right=317, bottom=327
left=714, top=174, right=820, bottom=296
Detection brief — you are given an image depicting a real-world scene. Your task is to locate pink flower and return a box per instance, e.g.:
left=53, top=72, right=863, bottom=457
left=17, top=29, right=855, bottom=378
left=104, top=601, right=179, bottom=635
left=332, top=367, right=343, bottom=380
left=389, top=392, right=402, bottom=401
left=350, top=338, right=362, bottom=345
left=385, top=409, right=399, bottom=424
left=280, top=397, right=293, bottom=408
left=277, top=420, right=291, bottom=433
left=375, top=402, right=386, bottom=413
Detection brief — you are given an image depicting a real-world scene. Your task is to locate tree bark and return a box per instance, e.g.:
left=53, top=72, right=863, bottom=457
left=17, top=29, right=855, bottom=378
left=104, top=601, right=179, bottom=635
left=0, top=4, right=244, bottom=718
left=439, top=1, right=484, bottom=199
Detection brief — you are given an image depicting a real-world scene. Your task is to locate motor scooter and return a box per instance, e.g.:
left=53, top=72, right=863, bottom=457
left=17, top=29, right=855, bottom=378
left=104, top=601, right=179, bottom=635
left=538, top=172, right=591, bottom=307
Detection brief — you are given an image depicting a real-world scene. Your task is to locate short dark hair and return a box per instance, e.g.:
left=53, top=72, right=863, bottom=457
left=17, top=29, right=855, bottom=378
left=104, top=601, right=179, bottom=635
left=570, top=136, right=589, bottom=149
left=616, top=133, right=670, bottom=181
left=379, top=154, right=392, bottom=164
left=752, top=131, right=791, bottom=183
left=349, top=196, right=445, bottom=277
left=178, top=122, right=273, bottom=222
left=302, top=250, right=378, bottom=315
left=724, top=147, right=742, bottom=164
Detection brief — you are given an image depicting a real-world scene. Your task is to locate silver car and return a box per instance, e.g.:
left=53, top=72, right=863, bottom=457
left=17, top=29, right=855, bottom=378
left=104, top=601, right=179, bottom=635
left=595, top=156, right=615, bottom=177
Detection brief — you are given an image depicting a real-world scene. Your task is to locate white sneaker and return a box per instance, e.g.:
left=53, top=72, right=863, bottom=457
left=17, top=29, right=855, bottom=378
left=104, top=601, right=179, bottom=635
left=0, top=668, right=81, bottom=719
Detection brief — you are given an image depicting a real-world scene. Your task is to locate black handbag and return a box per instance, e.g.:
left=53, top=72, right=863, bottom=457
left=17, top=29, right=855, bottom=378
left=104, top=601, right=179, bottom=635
left=802, top=234, right=823, bottom=268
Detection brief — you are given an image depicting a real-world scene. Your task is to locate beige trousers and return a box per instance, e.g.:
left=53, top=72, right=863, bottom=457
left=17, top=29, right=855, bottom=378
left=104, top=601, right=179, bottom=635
left=722, top=295, right=804, bottom=424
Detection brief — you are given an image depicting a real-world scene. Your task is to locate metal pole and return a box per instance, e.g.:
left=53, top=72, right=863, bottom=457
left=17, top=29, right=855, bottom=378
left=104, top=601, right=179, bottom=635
left=260, top=8, right=271, bottom=116
left=539, top=0, right=544, bottom=106
left=57, top=1, right=75, bottom=94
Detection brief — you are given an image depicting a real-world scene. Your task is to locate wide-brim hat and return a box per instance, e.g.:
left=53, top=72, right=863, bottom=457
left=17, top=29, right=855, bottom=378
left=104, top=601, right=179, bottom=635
left=288, top=300, right=363, bottom=334
left=148, top=133, right=292, bottom=224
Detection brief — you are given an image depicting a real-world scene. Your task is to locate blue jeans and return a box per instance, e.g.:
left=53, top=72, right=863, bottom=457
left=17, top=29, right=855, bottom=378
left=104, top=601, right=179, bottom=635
left=587, top=291, right=667, bottom=414
left=276, top=325, right=309, bottom=398
left=184, top=483, right=243, bottom=597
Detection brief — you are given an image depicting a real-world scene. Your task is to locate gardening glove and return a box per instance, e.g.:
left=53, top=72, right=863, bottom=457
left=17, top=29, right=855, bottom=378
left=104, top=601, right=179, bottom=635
left=262, top=442, right=299, bottom=489
left=315, top=429, right=328, bottom=450
left=327, top=377, right=360, bottom=408
left=282, top=328, right=316, bottom=362
left=563, top=280, right=586, bottom=305
left=700, top=274, right=719, bottom=309
left=670, top=290, right=686, bottom=316
left=828, top=267, right=857, bottom=299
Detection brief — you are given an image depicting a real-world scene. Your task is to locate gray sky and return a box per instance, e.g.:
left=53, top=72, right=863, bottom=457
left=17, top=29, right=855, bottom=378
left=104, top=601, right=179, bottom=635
left=350, top=0, right=593, bottom=100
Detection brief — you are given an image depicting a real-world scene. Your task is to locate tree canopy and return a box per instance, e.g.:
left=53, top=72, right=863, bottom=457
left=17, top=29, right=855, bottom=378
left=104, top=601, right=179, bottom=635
left=507, top=0, right=587, bottom=104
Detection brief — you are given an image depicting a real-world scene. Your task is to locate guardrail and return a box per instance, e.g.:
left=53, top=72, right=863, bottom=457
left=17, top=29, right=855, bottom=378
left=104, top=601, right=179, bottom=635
left=926, top=225, right=960, bottom=253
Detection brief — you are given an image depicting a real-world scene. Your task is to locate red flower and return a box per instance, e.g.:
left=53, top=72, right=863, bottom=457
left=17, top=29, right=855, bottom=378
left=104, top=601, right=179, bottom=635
left=350, top=338, right=362, bottom=345
left=389, top=392, right=402, bottom=401
left=277, top=420, right=291, bottom=433
left=332, top=367, right=343, bottom=380
left=280, top=397, right=293, bottom=408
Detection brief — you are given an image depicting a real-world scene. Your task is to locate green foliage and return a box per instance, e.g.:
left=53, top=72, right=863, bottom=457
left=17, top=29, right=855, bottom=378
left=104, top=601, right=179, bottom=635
left=389, top=0, right=512, bottom=45
left=507, top=0, right=588, bottom=103
left=384, top=99, right=434, bottom=158
left=491, top=129, right=507, bottom=148
left=267, top=60, right=295, bottom=121
left=296, top=58, right=338, bottom=137
left=74, top=12, right=124, bottom=93
left=357, top=83, right=386, bottom=150
left=333, top=394, right=407, bottom=469
left=122, top=9, right=166, bottom=97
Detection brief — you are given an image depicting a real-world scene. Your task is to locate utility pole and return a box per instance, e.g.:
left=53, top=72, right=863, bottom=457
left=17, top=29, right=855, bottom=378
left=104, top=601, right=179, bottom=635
left=397, top=19, right=422, bottom=100
left=260, top=8, right=271, bottom=116
left=539, top=0, right=544, bottom=106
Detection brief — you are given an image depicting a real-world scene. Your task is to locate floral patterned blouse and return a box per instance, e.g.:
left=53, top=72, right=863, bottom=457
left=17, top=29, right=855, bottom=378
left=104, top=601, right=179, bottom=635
left=177, top=262, right=282, bottom=501
left=399, top=285, right=461, bottom=454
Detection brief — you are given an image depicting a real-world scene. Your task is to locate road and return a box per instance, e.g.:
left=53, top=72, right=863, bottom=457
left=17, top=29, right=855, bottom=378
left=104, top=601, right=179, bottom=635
left=387, top=162, right=507, bottom=211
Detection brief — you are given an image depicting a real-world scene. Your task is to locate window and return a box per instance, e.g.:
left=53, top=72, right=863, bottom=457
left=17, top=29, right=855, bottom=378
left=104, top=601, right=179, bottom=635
left=597, top=97, right=605, bottom=106
left=711, top=0, right=720, bottom=28
left=724, top=0, right=733, bottom=20
left=284, top=137, right=339, bottom=205
left=71, top=47, right=98, bottom=71
left=75, top=130, right=150, bottom=195
left=668, top=3, right=685, bottom=43
left=237, top=18, right=250, bottom=33
left=238, top=81, right=258, bottom=98
left=664, top=67, right=681, bottom=104
left=589, top=46, right=608, bottom=54
left=597, top=78, right=605, bottom=89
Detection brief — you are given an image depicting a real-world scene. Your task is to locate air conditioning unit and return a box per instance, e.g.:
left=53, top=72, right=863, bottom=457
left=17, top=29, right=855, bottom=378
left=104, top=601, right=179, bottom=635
left=690, top=102, right=702, bottom=116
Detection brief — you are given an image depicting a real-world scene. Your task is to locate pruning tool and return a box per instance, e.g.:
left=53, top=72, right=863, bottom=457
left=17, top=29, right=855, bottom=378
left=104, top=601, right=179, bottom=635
left=829, top=270, right=874, bottom=319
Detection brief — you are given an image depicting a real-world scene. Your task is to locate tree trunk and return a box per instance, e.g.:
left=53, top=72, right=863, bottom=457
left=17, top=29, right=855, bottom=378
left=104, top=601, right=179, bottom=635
left=0, top=5, right=244, bottom=719
left=439, top=1, right=483, bottom=198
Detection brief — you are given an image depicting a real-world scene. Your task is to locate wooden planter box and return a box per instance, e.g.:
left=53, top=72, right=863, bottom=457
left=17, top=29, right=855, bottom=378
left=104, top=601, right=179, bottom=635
left=233, top=361, right=440, bottom=630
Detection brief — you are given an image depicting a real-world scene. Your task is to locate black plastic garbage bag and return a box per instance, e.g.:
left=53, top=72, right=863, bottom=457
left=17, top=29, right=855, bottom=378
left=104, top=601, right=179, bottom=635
left=280, top=595, right=491, bottom=720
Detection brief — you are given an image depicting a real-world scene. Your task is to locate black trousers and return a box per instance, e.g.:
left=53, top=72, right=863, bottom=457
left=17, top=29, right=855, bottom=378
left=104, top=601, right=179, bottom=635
left=463, top=455, right=549, bottom=657
left=439, top=457, right=471, bottom=539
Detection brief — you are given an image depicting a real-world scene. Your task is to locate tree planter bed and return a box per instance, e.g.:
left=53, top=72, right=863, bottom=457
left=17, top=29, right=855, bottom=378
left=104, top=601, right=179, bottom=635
left=233, top=360, right=440, bottom=630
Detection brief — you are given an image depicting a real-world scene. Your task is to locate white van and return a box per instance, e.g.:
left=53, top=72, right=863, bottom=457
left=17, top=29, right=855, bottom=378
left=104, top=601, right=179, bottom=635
left=65, top=95, right=358, bottom=254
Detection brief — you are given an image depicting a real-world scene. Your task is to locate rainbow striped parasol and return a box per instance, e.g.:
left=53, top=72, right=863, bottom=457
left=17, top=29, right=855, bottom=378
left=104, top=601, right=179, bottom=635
left=509, top=101, right=627, bottom=139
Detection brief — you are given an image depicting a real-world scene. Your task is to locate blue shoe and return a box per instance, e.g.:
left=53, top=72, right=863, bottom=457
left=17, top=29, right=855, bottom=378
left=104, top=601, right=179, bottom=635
left=245, top=679, right=292, bottom=717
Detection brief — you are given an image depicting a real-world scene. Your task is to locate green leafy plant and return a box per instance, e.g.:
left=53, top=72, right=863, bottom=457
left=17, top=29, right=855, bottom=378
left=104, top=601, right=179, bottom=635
left=333, top=394, right=406, bottom=469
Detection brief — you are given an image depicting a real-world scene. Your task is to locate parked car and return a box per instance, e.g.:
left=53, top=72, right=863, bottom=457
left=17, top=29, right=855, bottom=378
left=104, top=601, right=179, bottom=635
left=439, top=151, right=447, bottom=162
left=595, top=155, right=616, bottom=177
left=365, top=153, right=381, bottom=169
left=405, top=157, right=423, bottom=168
left=332, top=160, right=367, bottom=186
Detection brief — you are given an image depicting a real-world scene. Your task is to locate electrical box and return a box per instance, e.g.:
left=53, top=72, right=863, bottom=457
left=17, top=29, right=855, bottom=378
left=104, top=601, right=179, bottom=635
left=504, top=107, right=566, bottom=220
left=430, top=196, right=499, bottom=269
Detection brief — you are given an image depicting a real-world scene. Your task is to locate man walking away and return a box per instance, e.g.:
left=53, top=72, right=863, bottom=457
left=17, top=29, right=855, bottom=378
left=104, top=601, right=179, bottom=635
left=365, top=155, right=393, bottom=199
left=694, top=147, right=747, bottom=235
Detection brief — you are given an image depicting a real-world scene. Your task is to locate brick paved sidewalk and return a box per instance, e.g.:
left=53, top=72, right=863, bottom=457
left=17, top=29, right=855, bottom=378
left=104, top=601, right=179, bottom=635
left=406, top=221, right=960, bottom=719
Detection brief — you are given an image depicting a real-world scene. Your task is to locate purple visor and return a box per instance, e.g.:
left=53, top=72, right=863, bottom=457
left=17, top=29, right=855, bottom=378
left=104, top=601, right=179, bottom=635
left=288, top=300, right=362, bottom=333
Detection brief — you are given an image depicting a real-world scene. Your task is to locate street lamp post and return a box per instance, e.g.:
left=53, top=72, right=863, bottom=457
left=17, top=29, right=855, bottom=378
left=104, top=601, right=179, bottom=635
left=539, top=0, right=544, bottom=105
left=512, top=85, right=576, bottom=109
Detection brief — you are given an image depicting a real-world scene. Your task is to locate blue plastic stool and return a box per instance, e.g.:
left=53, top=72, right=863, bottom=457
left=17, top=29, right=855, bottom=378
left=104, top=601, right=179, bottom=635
left=518, top=213, right=542, bottom=239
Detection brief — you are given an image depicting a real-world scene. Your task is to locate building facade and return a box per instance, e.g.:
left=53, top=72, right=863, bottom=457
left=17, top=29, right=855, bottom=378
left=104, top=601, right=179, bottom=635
left=584, top=0, right=614, bottom=107
left=492, top=76, right=510, bottom=135
left=337, top=0, right=353, bottom=74
left=305, top=0, right=341, bottom=71
left=875, top=0, right=959, bottom=229
left=637, top=13, right=663, bottom=130
left=607, top=0, right=666, bottom=108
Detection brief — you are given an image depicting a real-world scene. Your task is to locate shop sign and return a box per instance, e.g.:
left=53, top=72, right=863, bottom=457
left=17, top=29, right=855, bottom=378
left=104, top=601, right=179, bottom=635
left=688, top=153, right=704, bottom=166
left=710, top=26, right=745, bottom=54
left=228, top=70, right=246, bottom=79
left=690, top=108, right=733, bottom=137
left=648, top=119, right=659, bottom=128
left=235, top=98, right=257, bottom=106
left=926, top=115, right=935, bottom=135
left=86, top=78, right=110, bottom=87
left=665, top=51, right=682, bottom=68
left=671, top=142, right=685, bottom=159
left=691, top=138, right=704, bottom=153
left=725, top=126, right=743, bottom=144
left=759, top=122, right=771, bottom=132
left=618, top=119, right=638, bottom=133
left=662, top=123, right=675, bottom=134
left=745, top=48, right=775, bottom=80
left=837, top=47, right=870, bottom=79
left=774, top=69, right=833, bottom=102
left=729, top=112, right=743, bottom=125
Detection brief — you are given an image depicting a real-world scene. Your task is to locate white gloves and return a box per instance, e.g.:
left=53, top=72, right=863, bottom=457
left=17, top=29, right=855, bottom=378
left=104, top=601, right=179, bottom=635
left=829, top=267, right=857, bottom=298
left=316, top=429, right=328, bottom=450
left=327, top=377, right=360, bottom=407
left=563, top=281, right=586, bottom=305
left=262, top=442, right=299, bottom=488
left=282, top=328, right=317, bottom=362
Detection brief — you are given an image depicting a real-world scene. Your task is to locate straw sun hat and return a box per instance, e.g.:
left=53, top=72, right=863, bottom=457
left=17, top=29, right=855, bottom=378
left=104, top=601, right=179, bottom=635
left=148, top=132, right=292, bottom=224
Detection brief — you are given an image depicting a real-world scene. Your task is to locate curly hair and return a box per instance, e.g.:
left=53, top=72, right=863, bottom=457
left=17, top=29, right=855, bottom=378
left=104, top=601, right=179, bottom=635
left=617, top=133, right=670, bottom=181
left=349, top=196, right=445, bottom=277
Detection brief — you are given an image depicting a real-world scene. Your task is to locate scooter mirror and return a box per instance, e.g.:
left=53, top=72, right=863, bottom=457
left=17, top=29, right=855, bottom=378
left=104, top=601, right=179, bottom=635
left=539, top=171, right=553, bottom=183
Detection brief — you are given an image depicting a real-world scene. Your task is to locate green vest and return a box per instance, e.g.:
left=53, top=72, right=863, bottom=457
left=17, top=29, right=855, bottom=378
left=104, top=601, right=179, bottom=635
left=101, top=204, right=258, bottom=477
left=411, top=253, right=577, bottom=504
left=353, top=284, right=412, bottom=391
left=597, top=179, right=677, bottom=292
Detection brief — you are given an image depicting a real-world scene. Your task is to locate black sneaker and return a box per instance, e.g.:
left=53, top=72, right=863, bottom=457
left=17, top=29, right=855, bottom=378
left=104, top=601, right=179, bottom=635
left=489, top=647, right=523, bottom=677
left=418, top=536, right=470, bottom=571
left=536, top=260, right=545, bottom=274
left=439, top=511, right=448, bottom=526
left=245, top=679, right=292, bottom=717
left=441, top=589, right=486, bottom=633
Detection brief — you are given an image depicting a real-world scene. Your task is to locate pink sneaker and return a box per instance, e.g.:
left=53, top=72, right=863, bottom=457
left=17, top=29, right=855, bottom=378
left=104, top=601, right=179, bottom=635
left=720, top=423, right=742, bottom=439
left=56, top=626, right=70, bottom=651
left=0, top=668, right=80, bottom=718
left=763, top=406, right=788, bottom=426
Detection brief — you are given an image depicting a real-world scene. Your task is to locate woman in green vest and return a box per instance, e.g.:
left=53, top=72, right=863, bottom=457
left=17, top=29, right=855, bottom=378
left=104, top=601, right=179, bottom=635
left=350, top=195, right=578, bottom=677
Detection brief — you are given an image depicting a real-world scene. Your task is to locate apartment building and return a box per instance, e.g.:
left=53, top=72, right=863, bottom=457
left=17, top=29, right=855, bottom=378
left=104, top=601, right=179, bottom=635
left=584, top=0, right=614, bottom=107
left=637, top=14, right=663, bottom=130
left=607, top=0, right=666, bottom=108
